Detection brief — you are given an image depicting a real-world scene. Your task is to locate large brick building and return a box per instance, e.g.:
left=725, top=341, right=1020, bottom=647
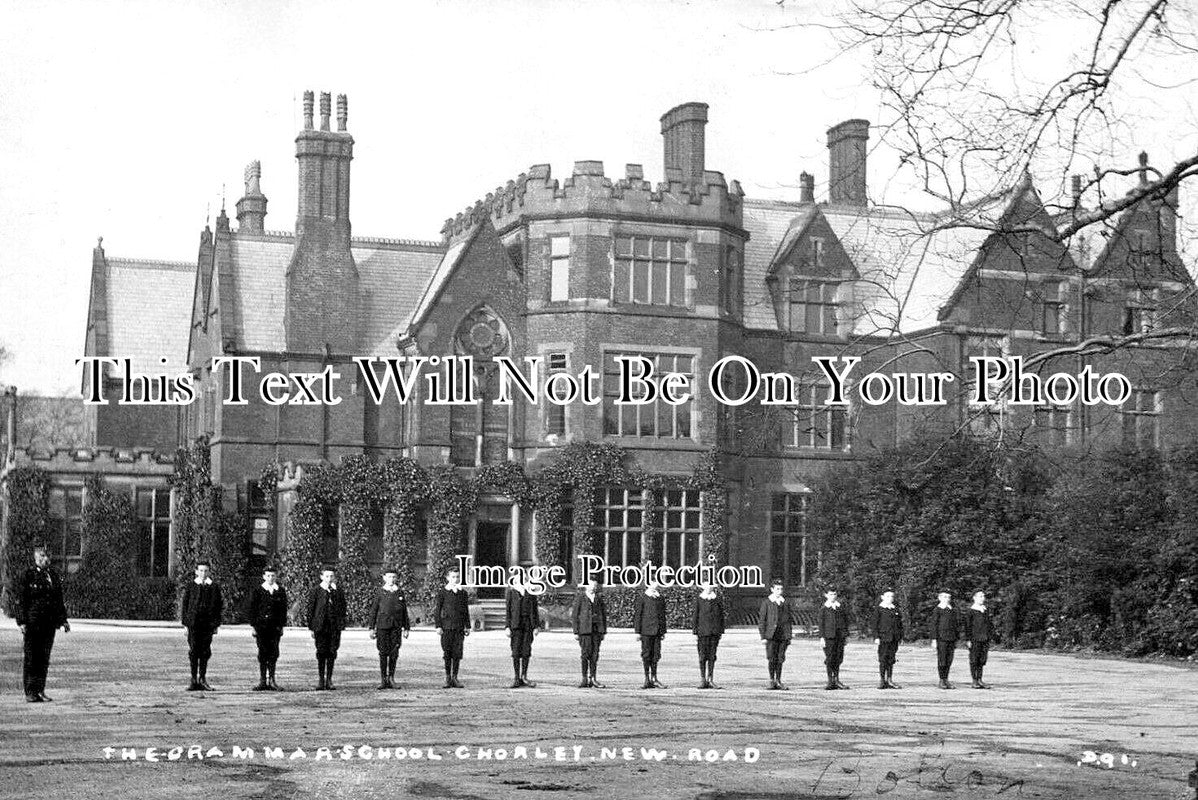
left=6, top=91, right=1195, bottom=593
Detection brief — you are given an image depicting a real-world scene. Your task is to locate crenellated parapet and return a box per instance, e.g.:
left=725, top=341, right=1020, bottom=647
left=7, top=446, right=176, bottom=476
left=441, top=159, right=745, bottom=242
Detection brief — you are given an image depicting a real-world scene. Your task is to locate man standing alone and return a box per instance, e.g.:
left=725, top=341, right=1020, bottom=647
left=181, top=560, right=223, bottom=691
left=17, top=545, right=70, bottom=702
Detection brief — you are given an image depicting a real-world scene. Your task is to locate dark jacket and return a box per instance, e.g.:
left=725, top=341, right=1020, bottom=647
left=307, top=584, right=347, bottom=633
left=632, top=592, right=668, bottom=637
left=963, top=607, right=996, bottom=643
left=505, top=588, right=540, bottom=631
left=571, top=591, right=607, bottom=635
left=17, top=566, right=68, bottom=629
left=247, top=584, right=288, bottom=632
left=181, top=580, right=224, bottom=630
left=433, top=587, right=470, bottom=630
left=757, top=596, right=793, bottom=640
left=930, top=605, right=960, bottom=641
left=368, top=588, right=411, bottom=631
left=818, top=604, right=850, bottom=639
left=871, top=605, right=903, bottom=642
left=692, top=595, right=725, bottom=637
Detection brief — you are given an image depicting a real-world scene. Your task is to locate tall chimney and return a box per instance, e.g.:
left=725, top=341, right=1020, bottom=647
left=660, top=102, right=708, bottom=183
left=799, top=171, right=815, bottom=203
left=286, top=89, right=360, bottom=354
left=235, top=160, right=268, bottom=234
left=826, top=119, right=870, bottom=206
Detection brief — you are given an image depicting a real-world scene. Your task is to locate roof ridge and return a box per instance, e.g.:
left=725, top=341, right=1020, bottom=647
left=242, top=229, right=443, bottom=249
left=107, top=257, right=194, bottom=269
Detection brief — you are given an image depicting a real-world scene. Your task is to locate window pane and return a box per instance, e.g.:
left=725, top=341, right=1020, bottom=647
left=809, top=300, right=824, bottom=332
left=652, top=239, right=668, bottom=259
left=550, top=260, right=569, bottom=301
left=634, top=237, right=650, bottom=258
left=677, top=403, right=691, bottom=438
left=669, top=262, right=686, bottom=306
left=626, top=534, right=642, bottom=566
left=651, top=262, right=668, bottom=303
left=137, top=489, right=153, bottom=518
left=550, top=235, right=569, bottom=257
left=632, top=261, right=650, bottom=303
left=615, top=235, right=632, bottom=257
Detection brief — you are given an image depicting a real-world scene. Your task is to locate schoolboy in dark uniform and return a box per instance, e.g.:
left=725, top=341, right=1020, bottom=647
left=434, top=567, right=471, bottom=689
left=247, top=566, right=288, bottom=690
left=929, top=590, right=960, bottom=689
left=571, top=578, right=607, bottom=688
left=504, top=574, right=542, bottom=688
left=870, top=589, right=903, bottom=689
left=818, top=588, right=851, bottom=690
left=632, top=578, right=668, bottom=689
left=691, top=579, right=725, bottom=689
left=964, top=590, right=996, bottom=689
left=368, top=568, right=410, bottom=690
left=181, top=560, right=223, bottom=691
left=16, top=546, right=70, bottom=702
left=757, top=579, right=793, bottom=690
left=307, top=567, right=346, bottom=690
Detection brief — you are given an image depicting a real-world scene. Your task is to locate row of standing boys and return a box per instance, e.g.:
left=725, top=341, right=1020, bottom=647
left=14, top=547, right=997, bottom=699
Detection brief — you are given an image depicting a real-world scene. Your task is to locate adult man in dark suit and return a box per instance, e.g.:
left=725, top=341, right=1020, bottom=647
left=818, top=588, right=851, bottom=690
left=307, top=567, right=347, bottom=690
left=632, top=578, right=668, bottom=689
left=434, top=567, right=471, bottom=689
left=871, top=589, right=904, bottom=689
left=757, top=579, right=794, bottom=690
left=691, top=579, right=725, bottom=689
left=181, top=560, right=223, bottom=691
left=368, top=568, right=411, bottom=690
left=930, top=590, right=960, bottom=689
left=571, top=578, right=607, bottom=688
left=247, top=565, right=288, bottom=690
left=16, top=546, right=70, bottom=702
left=964, top=590, right=997, bottom=689
left=504, top=574, right=542, bottom=688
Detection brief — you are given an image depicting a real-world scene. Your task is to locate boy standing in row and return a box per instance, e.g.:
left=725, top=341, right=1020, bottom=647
left=572, top=579, right=607, bottom=688
left=871, top=589, right=903, bottom=689
left=632, top=578, right=668, bottom=689
left=435, top=568, right=470, bottom=688
left=248, top=566, right=288, bottom=691
left=692, top=580, right=724, bottom=689
left=758, top=579, right=793, bottom=690
left=504, top=574, right=542, bottom=688
left=368, top=568, right=410, bottom=689
left=307, top=567, right=346, bottom=690
left=818, top=588, right=850, bottom=690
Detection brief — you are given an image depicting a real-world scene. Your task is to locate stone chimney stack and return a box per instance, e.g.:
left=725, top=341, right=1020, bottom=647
left=235, top=160, right=268, bottom=234
left=800, top=171, right=815, bottom=203
left=660, top=102, right=709, bottom=183
left=286, top=89, right=360, bottom=354
left=826, top=119, right=870, bottom=206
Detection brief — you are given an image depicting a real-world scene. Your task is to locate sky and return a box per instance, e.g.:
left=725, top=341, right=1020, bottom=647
left=1, top=0, right=1194, bottom=394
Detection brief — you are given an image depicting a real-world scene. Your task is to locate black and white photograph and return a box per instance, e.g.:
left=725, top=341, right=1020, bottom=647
left=1, top=1, right=1196, bottom=798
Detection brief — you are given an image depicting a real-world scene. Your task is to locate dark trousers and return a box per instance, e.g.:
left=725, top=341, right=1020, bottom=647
left=440, top=629, right=465, bottom=660
left=878, top=639, right=899, bottom=670
left=765, top=637, right=790, bottom=664
left=969, top=641, right=990, bottom=677
left=187, top=627, right=214, bottom=661
left=578, top=633, right=602, bottom=670
left=314, top=629, right=341, bottom=660
left=824, top=636, right=846, bottom=669
left=640, top=634, right=663, bottom=665
left=376, top=628, right=402, bottom=659
left=936, top=639, right=956, bottom=679
left=697, top=635, right=720, bottom=661
left=23, top=626, right=56, bottom=697
left=254, top=629, right=282, bottom=665
left=509, top=628, right=534, bottom=659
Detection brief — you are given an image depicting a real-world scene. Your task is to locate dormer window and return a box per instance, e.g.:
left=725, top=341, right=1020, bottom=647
left=810, top=237, right=825, bottom=270
left=789, top=280, right=838, bottom=335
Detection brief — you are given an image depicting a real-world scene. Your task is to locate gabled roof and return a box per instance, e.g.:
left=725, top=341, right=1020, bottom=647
left=85, top=254, right=196, bottom=374
left=742, top=199, right=815, bottom=331
left=200, top=232, right=444, bottom=354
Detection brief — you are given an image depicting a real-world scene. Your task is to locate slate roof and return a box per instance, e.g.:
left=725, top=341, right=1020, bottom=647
left=99, top=258, right=195, bottom=374
left=215, top=232, right=444, bottom=353
left=741, top=199, right=814, bottom=331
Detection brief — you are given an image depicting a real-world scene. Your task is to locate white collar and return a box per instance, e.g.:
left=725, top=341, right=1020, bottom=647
left=879, top=601, right=895, bottom=609
left=321, top=582, right=336, bottom=591
left=261, top=582, right=277, bottom=593
left=584, top=590, right=597, bottom=600
left=823, top=600, right=840, bottom=609
left=382, top=585, right=399, bottom=593
left=769, top=595, right=785, bottom=605
left=511, top=585, right=527, bottom=595
left=699, top=590, right=717, bottom=600
left=444, top=584, right=462, bottom=592
left=972, top=604, right=986, bottom=612
left=937, top=602, right=952, bottom=609
left=194, top=577, right=212, bottom=585
left=644, top=588, right=660, bottom=598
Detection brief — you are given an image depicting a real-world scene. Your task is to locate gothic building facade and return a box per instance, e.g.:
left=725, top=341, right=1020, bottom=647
left=6, top=91, right=1194, bottom=594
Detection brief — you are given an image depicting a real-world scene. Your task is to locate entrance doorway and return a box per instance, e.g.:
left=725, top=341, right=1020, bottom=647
left=474, top=521, right=509, bottom=599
